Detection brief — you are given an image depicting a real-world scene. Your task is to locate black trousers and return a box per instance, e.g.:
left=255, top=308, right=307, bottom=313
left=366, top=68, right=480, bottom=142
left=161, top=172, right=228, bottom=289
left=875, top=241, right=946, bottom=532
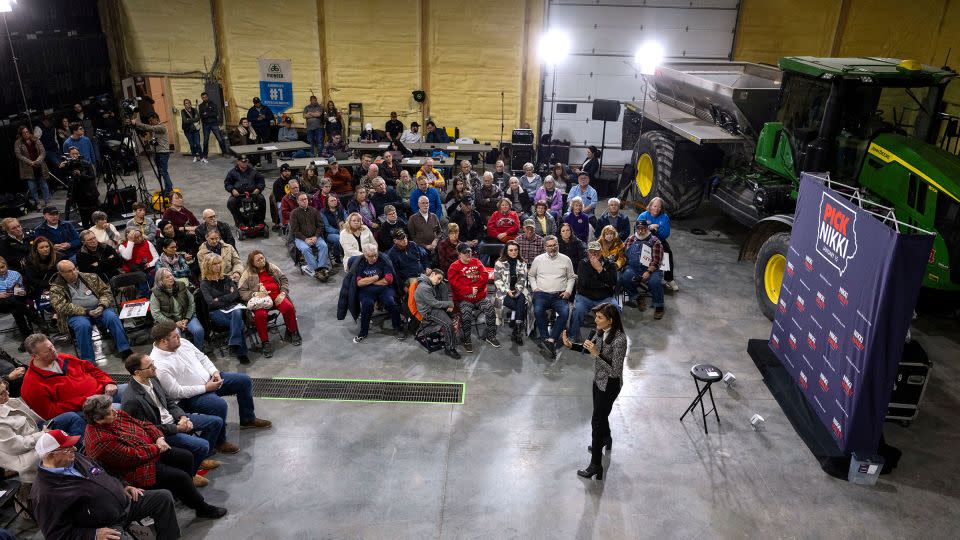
left=154, top=446, right=205, bottom=509
left=0, top=297, right=33, bottom=336
left=591, top=378, right=622, bottom=467
left=660, top=237, right=675, bottom=282
left=125, top=488, right=181, bottom=540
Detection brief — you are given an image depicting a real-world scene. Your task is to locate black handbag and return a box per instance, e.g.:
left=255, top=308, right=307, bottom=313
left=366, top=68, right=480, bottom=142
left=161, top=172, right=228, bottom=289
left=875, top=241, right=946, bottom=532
left=415, top=330, right=445, bottom=353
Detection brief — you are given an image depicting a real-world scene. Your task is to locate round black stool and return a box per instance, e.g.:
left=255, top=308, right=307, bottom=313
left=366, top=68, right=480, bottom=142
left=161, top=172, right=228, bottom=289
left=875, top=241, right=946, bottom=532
left=680, top=363, right=723, bottom=434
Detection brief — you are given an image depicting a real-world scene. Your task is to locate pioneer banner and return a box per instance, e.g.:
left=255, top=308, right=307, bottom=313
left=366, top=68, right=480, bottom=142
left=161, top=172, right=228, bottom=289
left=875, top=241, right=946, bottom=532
left=258, top=58, right=293, bottom=114
left=769, top=175, right=933, bottom=454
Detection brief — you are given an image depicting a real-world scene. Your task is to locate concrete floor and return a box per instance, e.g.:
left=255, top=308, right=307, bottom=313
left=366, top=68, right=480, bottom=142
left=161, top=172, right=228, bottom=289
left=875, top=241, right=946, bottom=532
left=4, top=154, right=959, bottom=539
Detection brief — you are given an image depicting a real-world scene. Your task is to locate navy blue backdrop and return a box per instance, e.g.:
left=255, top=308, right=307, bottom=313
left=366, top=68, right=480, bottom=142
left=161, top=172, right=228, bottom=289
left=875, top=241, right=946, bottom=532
left=769, top=175, right=933, bottom=454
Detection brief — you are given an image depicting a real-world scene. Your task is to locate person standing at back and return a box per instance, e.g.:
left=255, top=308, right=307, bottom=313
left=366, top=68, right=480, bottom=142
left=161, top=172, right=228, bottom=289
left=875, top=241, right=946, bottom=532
left=180, top=98, right=202, bottom=163
left=303, top=95, right=325, bottom=156
left=198, top=92, right=227, bottom=162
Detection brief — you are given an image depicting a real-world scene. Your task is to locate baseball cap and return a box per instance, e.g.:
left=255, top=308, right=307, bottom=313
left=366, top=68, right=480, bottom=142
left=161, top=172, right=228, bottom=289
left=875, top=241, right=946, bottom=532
left=410, top=122, right=420, bottom=128
left=392, top=229, right=407, bottom=240
left=461, top=196, right=475, bottom=206
left=587, top=240, right=602, bottom=251
left=252, top=97, right=261, bottom=103
left=42, top=205, right=59, bottom=215
left=328, top=156, right=337, bottom=164
left=636, top=219, right=650, bottom=229
left=36, top=429, right=80, bottom=459
left=456, top=242, right=472, bottom=254
left=283, top=117, right=293, bottom=124
left=280, top=163, right=291, bottom=172
left=523, top=218, right=535, bottom=228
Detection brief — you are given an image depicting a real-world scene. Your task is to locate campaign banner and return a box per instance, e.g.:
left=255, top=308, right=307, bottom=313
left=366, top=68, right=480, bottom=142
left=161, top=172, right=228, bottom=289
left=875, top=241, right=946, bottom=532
left=258, top=58, right=293, bottom=114
left=769, top=175, right=933, bottom=454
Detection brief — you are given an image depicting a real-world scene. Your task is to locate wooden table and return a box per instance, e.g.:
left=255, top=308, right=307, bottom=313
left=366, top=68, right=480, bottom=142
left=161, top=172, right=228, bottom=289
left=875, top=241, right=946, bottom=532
left=229, top=141, right=311, bottom=165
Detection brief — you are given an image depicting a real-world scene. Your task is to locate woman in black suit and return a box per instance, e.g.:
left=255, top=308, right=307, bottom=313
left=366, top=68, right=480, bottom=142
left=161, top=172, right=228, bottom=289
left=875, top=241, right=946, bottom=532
left=579, top=145, right=601, bottom=182
left=561, top=302, right=627, bottom=480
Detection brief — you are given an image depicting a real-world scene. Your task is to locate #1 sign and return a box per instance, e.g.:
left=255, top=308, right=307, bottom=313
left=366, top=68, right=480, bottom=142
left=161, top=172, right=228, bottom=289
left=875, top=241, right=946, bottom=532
left=258, top=58, right=293, bottom=114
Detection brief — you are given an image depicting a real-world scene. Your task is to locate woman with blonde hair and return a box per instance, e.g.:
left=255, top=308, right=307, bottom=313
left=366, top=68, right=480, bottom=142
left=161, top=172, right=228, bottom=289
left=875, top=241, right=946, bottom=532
left=338, top=212, right=375, bottom=271
left=238, top=250, right=301, bottom=358
left=598, top=225, right=626, bottom=270
left=199, top=254, right=249, bottom=363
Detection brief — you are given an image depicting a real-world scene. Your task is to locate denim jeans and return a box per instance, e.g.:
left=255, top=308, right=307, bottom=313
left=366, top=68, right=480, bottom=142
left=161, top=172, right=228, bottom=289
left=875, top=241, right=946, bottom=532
left=619, top=266, right=664, bottom=308
left=502, top=293, right=527, bottom=324
left=68, top=308, right=130, bottom=361
left=201, top=124, right=227, bottom=157
left=208, top=308, right=248, bottom=355
left=295, top=238, right=330, bottom=272
left=166, top=413, right=224, bottom=472
left=532, top=291, right=571, bottom=342
left=569, top=295, right=619, bottom=341
left=178, top=372, right=257, bottom=435
left=180, top=317, right=205, bottom=350
left=306, top=127, right=324, bottom=156
left=154, top=152, right=173, bottom=192
left=184, top=130, right=202, bottom=157
left=25, top=175, right=51, bottom=205
left=358, top=285, right=402, bottom=337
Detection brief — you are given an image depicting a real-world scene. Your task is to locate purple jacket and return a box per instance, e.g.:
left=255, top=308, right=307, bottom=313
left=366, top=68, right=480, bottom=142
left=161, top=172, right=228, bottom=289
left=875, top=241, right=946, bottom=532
left=533, top=186, right=564, bottom=215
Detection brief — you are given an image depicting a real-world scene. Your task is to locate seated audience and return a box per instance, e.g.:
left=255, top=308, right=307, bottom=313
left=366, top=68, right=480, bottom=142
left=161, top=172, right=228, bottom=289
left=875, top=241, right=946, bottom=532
left=20, top=333, right=117, bottom=421
left=621, top=219, right=665, bottom=319
left=359, top=122, right=382, bottom=143
left=321, top=132, right=348, bottom=158
left=339, top=212, right=376, bottom=272
left=492, top=160, right=510, bottom=191
left=503, top=177, right=531, bottom=216
left=598, top=224, right=627, bottom=269
left=197, top=228, right=243, bottom=282
left=445, top=177, right=473, bottom=217
left=224, top=157, right=267, bottom=227
left=448, top=243, right=499, bottom=352
left=415, top=158, right=445, bottom=190
left=638, top=196, right=679, bottom=291
left=413, top=269, right=459, bottom=358
left=387, top=231, right=429, bottom=289
left=279, top=178, right=303, bottom=228
left=394, top=170, right=417, bottom=213
left=357, top=164, right=380, bottom=193
left=531, top=200, right=557, bottom=237
left=592, top=198, right=630, bottom=242
left=49, top=261, right=132, bottom=363
left=516, top=219, right=545, bottom=262
left=122, top=352, right=230, bottom=483
left=238, top=250, right=302, bottom=357
left=476, top=171, right=503, bottom=221
left=270, top=167, right=295, bottom=227
left=320, top=193, right=347, bottom=254
left=23, top=236, right=58, bottom=299
left=385, top=111, right=404, bottom=142
left=574, top=145, right=600, bottom=183
left=564, top=197, right=590, bottom=243
left=0, top=218, right=34, bottom=270
left=529, top=236, right=576, bottom=356
left=0, top=256, right=36, bottom=341
left=195, top=208, right=236, bottom=249
left=379, top=151, right=402, bottom=185
left=152, top=321, right=271, bottom=435
left=569, top=241, right=619, bottom=340
left=438, top=223, right=462, bottom=272
left=558, top=222, right=586, bottom=272
left=339, top=244, right=405, bottom=344
left=199, top=255, right=249, bottom=363
left=77, top=230, right=123, bottom=282
left=126, top=201, right=158, bottom=240
left=371, top=177, right=402, bottom=217
left=30, top=429, right=181, bottom=540
left=424, top=120, right=450, bottom=143
left=486, top=198, right=521, bottom=243
left=494, top=240, right=531, bottom=345
left=551, top=161, right=572, bottom=190
left=450, top=197, right=484, bottom=250
left=408, top=196, right=441, bottom=256
left=324, top=158, right=354, bottom=196
left=409, top=176, right=444, bottom=220
left=568, top=171, right=599, bottom=216
left=82, top=395, right=228, bottom=519
left=34, top=206, right=80, bottom=258
left=290, top=192, right=332, bottom=282
left=347, top=186, right=379, bottom=231
left=300, top=163, right=322, bottom=193
left=453, top=160, right=480, bottom=193
left=87, top=211, right=121, bottom=247
left=519, top=163, right=542, bottom=196
left=277, top=116, right=300, bottom=145
left=400, top=121, right=422, bottom=144
left=310, top=177, right=333, bottom=211
left=119, top=228, right=160, bottom=274
left=533, top=175, right=564, bottom=219
left=0, top=377, right=85, bottom=487
left=151, top=267, right=204, bottom=349
left=377, top=205, right=409, bottom=252
left=162, top=192, right=200, bottom=244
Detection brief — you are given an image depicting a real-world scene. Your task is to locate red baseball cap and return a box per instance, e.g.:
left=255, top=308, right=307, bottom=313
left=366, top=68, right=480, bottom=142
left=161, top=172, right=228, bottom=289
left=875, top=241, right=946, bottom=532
left=35, top=429, right=81, bottom=458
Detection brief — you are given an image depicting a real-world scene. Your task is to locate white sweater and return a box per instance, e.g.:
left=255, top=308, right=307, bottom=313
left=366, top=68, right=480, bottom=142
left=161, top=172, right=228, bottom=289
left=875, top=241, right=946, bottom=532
left=152, top=339, right=218, bottom=400
left=339, top=226, right=376, bottom=271
left=528, top=252, right=576, bottom=294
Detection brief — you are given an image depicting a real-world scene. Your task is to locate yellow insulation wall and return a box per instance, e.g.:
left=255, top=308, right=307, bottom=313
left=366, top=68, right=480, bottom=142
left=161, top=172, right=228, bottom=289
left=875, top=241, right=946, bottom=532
left=733, top=0, right=839, bottom=64
left=113, top=0, right=216, bottom=75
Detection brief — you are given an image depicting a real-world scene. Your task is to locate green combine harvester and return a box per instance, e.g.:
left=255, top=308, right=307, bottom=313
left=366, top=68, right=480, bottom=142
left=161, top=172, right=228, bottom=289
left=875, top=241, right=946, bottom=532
left=621, top=56, right=960, bottom=320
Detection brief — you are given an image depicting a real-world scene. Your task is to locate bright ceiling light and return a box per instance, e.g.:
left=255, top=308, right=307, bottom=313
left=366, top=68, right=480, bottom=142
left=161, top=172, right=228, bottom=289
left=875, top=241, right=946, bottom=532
left=635, top=41, right=665, bottom=75
left=538, top=29, right=570, bottom=67
left=0, top=0, right=15, bottom=13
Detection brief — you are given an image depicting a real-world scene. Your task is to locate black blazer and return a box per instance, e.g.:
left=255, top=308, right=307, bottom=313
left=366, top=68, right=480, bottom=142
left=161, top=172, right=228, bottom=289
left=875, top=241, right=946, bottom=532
left=120, top=378, right=188, bottom=436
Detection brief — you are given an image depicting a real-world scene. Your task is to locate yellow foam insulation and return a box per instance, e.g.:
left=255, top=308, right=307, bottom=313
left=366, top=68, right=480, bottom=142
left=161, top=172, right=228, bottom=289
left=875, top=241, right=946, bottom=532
left=837, top=0, right=943, bottom=60
left=115, top=0, right=215, bottom=74
left=733, top=0, right=840, bottom=64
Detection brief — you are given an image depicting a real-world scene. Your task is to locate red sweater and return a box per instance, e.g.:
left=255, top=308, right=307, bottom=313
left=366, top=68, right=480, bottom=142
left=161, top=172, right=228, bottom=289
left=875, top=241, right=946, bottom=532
left=448, top=257, right=488, bottom=303
left=120, top=240, right=157, bottom=272
left=20, top=354, right=114, bottom=420
left=486, top=211, right=520, bottom=242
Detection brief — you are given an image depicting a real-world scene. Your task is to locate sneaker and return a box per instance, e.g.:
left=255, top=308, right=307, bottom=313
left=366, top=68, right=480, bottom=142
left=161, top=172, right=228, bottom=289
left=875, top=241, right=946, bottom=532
left=353, top=336, right=365, bottom=343
left=396, top=331, right=407, bottom=342
left=544, top=339, right=556, bottom=357
left=238, top=354, right=250, bottom=364
left=654, top=307, right=665, bottom=320
left=445, top=348, right=462, bottom=359
left=192, top=156, right=198, bottom=163
left=240, top=418, right=272, bottom=429
left=666, top=280, right=680, bottom=291
left=199, top=459, right=221, bottom=470
left=485, top=336, right=501, bottom=348
left=262, top=341, right=273, bottom=358
left=201, top=158, right=209, bottom=164
left=301, top=264, right=312, bottom=275
left=192, top=474, right=209, bottom=488
left=315, top=268, right=329, bottom=283
left=196, top=503, right=227, bottom=519
left=285, top=330, right=302, bottom=346
left=462, top=340, right=474, bottom=353
left=216, top=442, right=239, bottom=454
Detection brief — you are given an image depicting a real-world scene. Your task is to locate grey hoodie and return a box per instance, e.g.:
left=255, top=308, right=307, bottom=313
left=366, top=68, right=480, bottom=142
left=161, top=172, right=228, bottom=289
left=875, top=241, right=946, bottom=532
left=413, top=273, right=452, bottom=320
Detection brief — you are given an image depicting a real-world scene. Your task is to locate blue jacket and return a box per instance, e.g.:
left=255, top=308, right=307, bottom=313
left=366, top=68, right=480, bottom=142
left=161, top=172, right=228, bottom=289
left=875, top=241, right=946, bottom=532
left=425, top=129, right=450, bottom=143
left=387, top=242, right=429, bottom=282
left=591, top=212, right=631, bottom=241
left=637, top=210, right=671, bottom=240
left=320, top=206, right=347, bottom=237
left=409, top=187, right=444, bottom=220
left=62, top=136, right=95, bottom=164
left=34, top=220, right=81, bottom=255
left=337, top=255, right=399, bottom=321
left=567, top=185, right=599, bottom=215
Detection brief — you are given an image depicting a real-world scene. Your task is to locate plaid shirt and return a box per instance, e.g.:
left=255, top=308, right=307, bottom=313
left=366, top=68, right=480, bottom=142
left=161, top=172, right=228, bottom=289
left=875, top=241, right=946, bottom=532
left=84, top=409, right=164, bottom=488
left=516, top=233, right=544, bottom=263
left=624, top=232, right=662, bottom=271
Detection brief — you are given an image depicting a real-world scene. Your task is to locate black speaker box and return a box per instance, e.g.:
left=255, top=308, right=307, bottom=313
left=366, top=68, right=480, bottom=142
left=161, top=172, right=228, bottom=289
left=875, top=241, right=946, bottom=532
left=592, top=99, right=621, bottom=122
left=511, top=144, right=535, bottom=171
left=512, top=129, right=534, bottom=145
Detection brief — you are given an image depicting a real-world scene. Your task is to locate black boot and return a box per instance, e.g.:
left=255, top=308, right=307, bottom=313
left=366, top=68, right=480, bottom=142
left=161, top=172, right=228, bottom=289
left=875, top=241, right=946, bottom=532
left=577, top=463, right=603, bottom=480
left=512, top=324, right=523, bottom=345
left=587, top=436, right=612, bottom=453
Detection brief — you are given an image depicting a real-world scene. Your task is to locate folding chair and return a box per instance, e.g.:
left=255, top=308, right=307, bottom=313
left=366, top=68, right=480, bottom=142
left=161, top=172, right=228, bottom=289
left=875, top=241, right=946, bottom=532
left=110, top=272, right=154, bottom=336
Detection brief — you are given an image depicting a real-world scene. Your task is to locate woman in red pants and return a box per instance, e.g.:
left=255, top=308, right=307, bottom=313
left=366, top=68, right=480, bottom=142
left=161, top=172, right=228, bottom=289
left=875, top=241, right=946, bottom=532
left=237, top=250, right=302, bottom=358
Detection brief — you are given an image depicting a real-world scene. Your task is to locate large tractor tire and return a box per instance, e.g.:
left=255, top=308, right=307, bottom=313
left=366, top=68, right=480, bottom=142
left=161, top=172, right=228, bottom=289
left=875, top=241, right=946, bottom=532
left=628, top=130, right=706, bottom=218
left=755, top=232, right=791, bottom=321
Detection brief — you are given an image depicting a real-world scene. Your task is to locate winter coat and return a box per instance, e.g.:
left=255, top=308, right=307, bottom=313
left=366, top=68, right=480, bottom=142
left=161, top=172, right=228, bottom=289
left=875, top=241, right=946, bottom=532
left=337, top=255, right=399, bottom=322
left=197, top=241, right=243, bottom=278
left=149, top=279, right=195, bottom=324
left=49, top=272, right=115, bottom=335
left=14, top=138, right=50, bottom=180
left=493, top=258, right=531, bottom=309
left=238, top=262, right=289, bottom=302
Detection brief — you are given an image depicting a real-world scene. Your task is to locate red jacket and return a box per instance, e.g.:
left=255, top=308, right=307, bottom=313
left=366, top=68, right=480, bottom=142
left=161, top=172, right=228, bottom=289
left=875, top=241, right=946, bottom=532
left=448, top=257, right=488, bottom=303
left=84, top=409, right=164, bottom=488
left=20, top=354, right=114, bottom=420
left=280, top=193, right=299, bottom=224
left=486, top=211, right=520, bottom=242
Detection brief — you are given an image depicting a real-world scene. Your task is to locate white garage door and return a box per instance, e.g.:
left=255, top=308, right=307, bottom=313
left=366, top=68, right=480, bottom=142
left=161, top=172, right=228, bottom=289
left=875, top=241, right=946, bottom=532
left=542, top=0, right=739, bottom=168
